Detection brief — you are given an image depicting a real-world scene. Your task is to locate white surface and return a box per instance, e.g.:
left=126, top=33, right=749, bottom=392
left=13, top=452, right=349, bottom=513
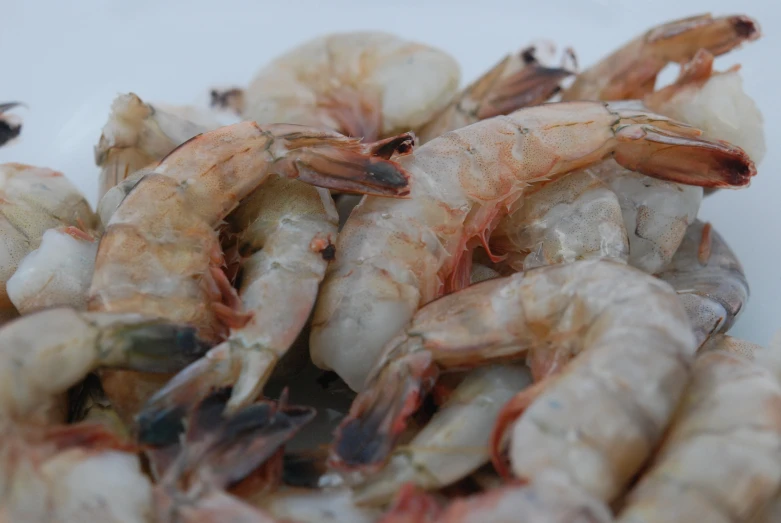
left=1, top=0, right=778, bottom=345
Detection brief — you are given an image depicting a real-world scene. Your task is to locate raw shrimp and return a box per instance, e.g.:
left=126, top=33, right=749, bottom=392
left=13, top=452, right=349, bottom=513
left=350, top=365, right=532, bottom=506
left=561, top=13, right=759, bottom=101
left=151, top=389, right=316, bottom=523
left=0, top=423, right=154, bottom=523
left=88, top=121, right=413, bottom=422
left=656, top=220, right=748, bottom=348
left=219, top=31, right=461, bottom=141
left=417, top=43, right=575, bottom=144
left=0, top=102, right=23, bottom=148
left=0, top=163, right=98, bottom=324
left=489, top=168, right=629, bottom=271
left=139, top=173, right=341, bottom=420
left=94, top=93, right=220, bottom=199
left=644, top=48, right=765, bottom=164
left=616, top=335, right=781, bottom=523
left=311, top=100, right=756, bottom=392
left=0, top=308, right=210, bottom=425
left=7, top=226, right=98, bottom=314
left=329, top=259, right=696, bottom=506
left=379, top=474, right=613, bottom=523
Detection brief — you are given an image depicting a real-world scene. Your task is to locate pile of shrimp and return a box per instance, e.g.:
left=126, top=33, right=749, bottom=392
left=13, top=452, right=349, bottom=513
left=1, top=13, right=779, bottom=523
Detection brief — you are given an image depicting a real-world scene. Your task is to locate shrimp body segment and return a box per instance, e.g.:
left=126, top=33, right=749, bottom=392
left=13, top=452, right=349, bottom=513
left=89, top=122, right=413, bottom=421
left=95, top=93, right=218, bottom=199
left=311, top=101, right=756, bottom=391
left=240, top=32, right=461, bottom=141
left=7, top=226, right=98, bottom=315
left=330, top=259, right=696, bottom=506
left=617, top=336, right=781, bottom=523
left=657, top=220, right=748, bottom=348
left=0, top=163, right=98, bottom=323
left=562, top=14, right=760, bottom=101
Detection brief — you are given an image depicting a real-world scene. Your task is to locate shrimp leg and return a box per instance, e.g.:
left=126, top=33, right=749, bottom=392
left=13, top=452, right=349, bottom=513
left=330, top=259, right=696, bottom=506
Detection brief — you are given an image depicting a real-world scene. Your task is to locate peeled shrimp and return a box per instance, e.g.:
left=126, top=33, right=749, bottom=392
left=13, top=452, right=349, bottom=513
left=417, top=42, right=575, bottom=144
left=139, top=173, right=342, bottom=419
left=617, top=335, right=781, bottom=523
left=94, top=93, right=220, bottom=199
left=379, top=474, right=613, bottom=523
left=0, top=102, right=23, bottom=148
left=311, top=100, right=756, bottom=392
left=350, top=365, right=532, bottom=506
left=250, top=487, right=381, bottom=523
left=561, top=13, right=759, bottom=101
left=88, top=121, right=413, bottom=422
left=0, top=163, right=98, bottom=324
left=329, top=259, right=696, bottom=506
left=7, top=226, right=98, bottom=314
left=490, top=168, right=629, bottom=271
left=656, top=220, right=748, bottom=348
left=219, top=31, right=460, bottom=142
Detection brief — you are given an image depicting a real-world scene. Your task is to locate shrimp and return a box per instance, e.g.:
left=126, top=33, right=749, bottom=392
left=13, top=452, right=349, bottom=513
left=656, top=220, right=748, bottom=348
left=94, top=93, right=219, bottom=199
left=379, top=474, right=613, bottom=523
left=0, top=307, right=211, bottom=425
left=6, top=226, right=98, bottom=315
left=218, top=31, right=461, bottom=142
left=616, top=335, right=781, bottom=523
left=311, top=100, right=756, bottom=392
left=417, top=42, right=576, bottom=144
left=68, top=373, right=130, bottom=441
left=329, top=259, right=696, bottom=507
left=0, top=163, right=98, bottom=324
left=561, top=14, right=759, bottom=101
left=88, top=121, right=413, bottom=423
left=150, top=389, right=315, bottom=523
left=138, top=173, right=342, bottom=420
left=0, top=423, right=154, bottom=523
left=489, top=168, right=629, bottom=271
left=0, top=102, right=23, bottom=148
left=644, top=48, right=765, bottom=164
left=349, top=365, right=531, bottom=506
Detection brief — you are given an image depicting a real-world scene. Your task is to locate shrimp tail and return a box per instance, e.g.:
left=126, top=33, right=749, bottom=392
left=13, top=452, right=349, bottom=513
left=329, top=343, right=439, bottom=472
left=321, top=85, right=384, bottom=143
left=146, top=388, right=315, bottom=485
left=645, top=14, right=759, bottom=61
left=136, top=343, right=240, bottom=446
left=609, top=106, right=756, bottom=188
left=476, top=62, right=574, bottom=119
left=0, top=101, right=23, bottom=148
left=101, top=319, right=213, bottom=373
left=489, top=379, right=550, bottom=479
left=272, top=130, right=415, bottom=197
left=209, top=87, right=246, bottom=116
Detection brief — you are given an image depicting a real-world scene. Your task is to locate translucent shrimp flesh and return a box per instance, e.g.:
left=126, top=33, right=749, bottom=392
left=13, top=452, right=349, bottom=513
left=329, top=259, right=696, bottom=507
left=311, top=100, right=756, bottom=392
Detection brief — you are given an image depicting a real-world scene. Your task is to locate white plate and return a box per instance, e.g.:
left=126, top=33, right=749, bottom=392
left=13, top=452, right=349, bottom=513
left=1, top=0, right=778, bottom=345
